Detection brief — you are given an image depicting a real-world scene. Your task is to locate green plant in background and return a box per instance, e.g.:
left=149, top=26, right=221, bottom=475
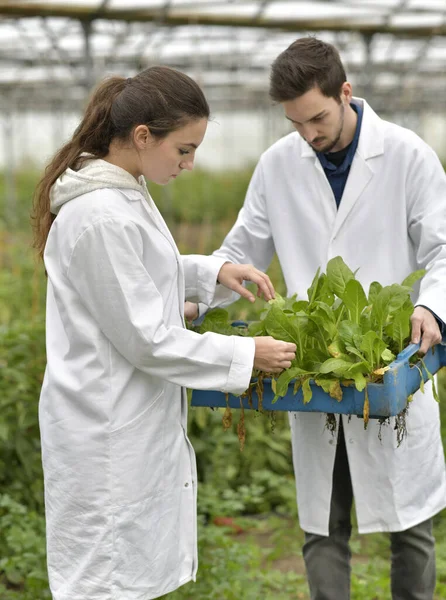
left=0, top=495, right=49, bottom=598
left=0, top=170, right=42, bottom=229
left=0, top=318, right=46, bottom=511
left=0, top=167, right=253, bottom=233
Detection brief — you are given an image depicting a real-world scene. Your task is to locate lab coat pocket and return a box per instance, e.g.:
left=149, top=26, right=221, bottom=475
left=110, top=389, right=165, bottom=507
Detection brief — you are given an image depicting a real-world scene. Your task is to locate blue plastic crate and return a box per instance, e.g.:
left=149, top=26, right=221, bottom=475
left=191, top=342, right=446, bottom=419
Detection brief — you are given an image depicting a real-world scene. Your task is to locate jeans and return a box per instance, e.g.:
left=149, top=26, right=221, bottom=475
left=302, top=419, right=436, bottom=600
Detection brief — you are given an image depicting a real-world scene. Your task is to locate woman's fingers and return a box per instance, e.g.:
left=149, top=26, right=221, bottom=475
left=253, top=337, right=297, bottom=372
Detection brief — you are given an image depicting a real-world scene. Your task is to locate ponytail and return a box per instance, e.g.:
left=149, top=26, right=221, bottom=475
left=31, top=77, right=126, bottom=260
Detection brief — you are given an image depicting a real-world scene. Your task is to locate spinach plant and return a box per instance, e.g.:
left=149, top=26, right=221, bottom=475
left=195, top=257, right=433, bottom=430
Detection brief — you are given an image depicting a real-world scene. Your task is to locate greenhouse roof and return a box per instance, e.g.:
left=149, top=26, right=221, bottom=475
left=1, top=0, right=446, bottom=112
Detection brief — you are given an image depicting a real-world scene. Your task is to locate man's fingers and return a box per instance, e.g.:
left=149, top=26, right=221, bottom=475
left=420, top=334, right=433, bottom=355
left=419, top=330, right=442, bottom=355
left=410, top=316, right=422, bottom=345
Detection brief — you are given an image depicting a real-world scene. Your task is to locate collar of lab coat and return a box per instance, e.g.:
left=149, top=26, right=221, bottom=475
left=300, top=97, right=384, bottom=161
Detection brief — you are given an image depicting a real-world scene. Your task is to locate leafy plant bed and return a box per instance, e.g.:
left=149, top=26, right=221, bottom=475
left=192, top=342, right=446, bottom=418
left=191, top=257, right=444, bottom=444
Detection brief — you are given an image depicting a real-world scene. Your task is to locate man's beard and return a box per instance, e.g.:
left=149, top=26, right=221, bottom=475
left=309, top=103, right=345, bottom=153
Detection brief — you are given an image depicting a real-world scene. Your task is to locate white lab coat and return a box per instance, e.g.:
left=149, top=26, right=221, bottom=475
left=213, top=98, right=446, bottom=535
left=40, top=159, right=255, bottom=599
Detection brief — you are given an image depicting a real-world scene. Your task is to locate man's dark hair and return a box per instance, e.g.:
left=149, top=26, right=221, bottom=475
left=269, top=37, right=347, bottom=102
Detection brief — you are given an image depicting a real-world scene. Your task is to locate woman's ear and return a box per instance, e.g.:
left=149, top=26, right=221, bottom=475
left=133, top=125, right=152, bottom=150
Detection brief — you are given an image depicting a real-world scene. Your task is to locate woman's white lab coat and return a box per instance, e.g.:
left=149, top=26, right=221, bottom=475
left=40, top=160, right=255, bottom=599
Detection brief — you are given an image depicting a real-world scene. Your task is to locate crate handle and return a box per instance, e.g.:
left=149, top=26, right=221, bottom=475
left=231, top=320, right=249, bottom=328
left=394, top=342, right=421, bottom=364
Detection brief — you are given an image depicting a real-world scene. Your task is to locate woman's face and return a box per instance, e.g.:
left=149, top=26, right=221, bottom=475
left=137, top=118, right=208, bottom=185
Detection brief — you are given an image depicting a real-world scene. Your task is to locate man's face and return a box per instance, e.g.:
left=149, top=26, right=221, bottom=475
left=282, top=84, right=351, bottom=153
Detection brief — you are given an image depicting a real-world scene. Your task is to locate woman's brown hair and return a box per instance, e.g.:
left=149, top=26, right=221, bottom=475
left=32, top=66, right=210, bottom=260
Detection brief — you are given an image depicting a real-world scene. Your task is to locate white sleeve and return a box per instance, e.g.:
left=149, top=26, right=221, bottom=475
left=181, top=254, right=236, bottom=307
left=66, top=218, right=254, bottom=394
left=408, top=142, right=446, bottom=324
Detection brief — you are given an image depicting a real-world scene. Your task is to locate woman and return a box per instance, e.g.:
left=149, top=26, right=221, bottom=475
left=32, top=66, right=296, bottom=600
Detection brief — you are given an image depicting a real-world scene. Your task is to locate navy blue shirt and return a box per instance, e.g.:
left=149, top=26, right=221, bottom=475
left=317, top=102, right=363, bottom=208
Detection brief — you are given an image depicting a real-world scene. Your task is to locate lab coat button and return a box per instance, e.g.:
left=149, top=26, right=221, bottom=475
left=184, top=482, right=189, bottom=487
left=329, top=439, right=335, bottom=445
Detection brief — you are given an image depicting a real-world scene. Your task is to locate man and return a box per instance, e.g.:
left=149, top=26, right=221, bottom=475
left=195, top=37, right=446, bottom=599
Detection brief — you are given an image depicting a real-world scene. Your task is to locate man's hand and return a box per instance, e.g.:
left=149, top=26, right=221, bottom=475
left=184, top=301, right=199, bottom=323
left=410, top=306, right=442, bottom=354
left=217, top=263, right=275, bottom=303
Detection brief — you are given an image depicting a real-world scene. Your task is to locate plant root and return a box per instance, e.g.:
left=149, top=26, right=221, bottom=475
left=325, top=413, right=337, bottom=436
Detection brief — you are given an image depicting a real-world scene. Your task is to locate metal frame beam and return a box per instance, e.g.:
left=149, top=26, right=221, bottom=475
left=0, top=3, right=446, bottom=37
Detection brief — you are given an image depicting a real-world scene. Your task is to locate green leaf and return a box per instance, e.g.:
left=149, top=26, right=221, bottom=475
left=307, top=272, right=335, bottom=307
left=247, top=321, right=265, bottom=337
left=338, top=321, right=362, bottom=347
left=342, top=279, right=368, bottom=324
left=385, top=306, right=412, bottom=353
left=381, top=348, right=396, bottom=363
left=370, top=285, right=409, bottom=338
left=326, top=257, right=355, bottom=298
left=264, top=305, right=309, bottom=364
left=360, top=330, right=387, bottom=371
left=307, top=267, right=321, bottom=304
left=272, top=365, right=316, bottom=402
left=281, top=293, right=299, bottom=311
left=348, top=367, right=367, bottom=392
left=264, top=304, right=298, bottom=344
left=268, top=293, right=286, bottom=309
left=199, top=308, right=233, bottom=335
left=302, top=378, right=313, bottom=404
left=292, top=300, right=309, bottom=312
left=289, top=315, right=310, bottom=364
left=345, top=344, right=369, bottom=366
left=401, top=269, right=426, bottom=290
left=420, top=358, right=440, bottom=402
left=368, top=281, right=382, bottom=304
left=311, top=302, right=338, bottom=337
left=319, top=357, right=356, bottom=375
left=306, top=314, right=333, bottom=351
left=328, top=338, right=347, bottom=358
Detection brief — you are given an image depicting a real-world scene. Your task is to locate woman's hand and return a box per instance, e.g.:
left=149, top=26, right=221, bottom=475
left=253, top=337, right=296, bottom=373
left=184, top=301, right=199, bottom=323
left=217, top=262, right=275, bottom=303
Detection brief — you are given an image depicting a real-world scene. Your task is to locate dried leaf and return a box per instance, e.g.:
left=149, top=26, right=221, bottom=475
left=329, top=380, right=343, bottom=402
left=363, top=386, right=369, bottom=429
left=372, top=366, right=390, bottom=376
left=222, top=393, right=232, bottom=431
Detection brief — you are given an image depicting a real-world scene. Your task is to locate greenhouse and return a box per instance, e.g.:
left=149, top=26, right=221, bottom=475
left=1, top=2, right=446, bottom=599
